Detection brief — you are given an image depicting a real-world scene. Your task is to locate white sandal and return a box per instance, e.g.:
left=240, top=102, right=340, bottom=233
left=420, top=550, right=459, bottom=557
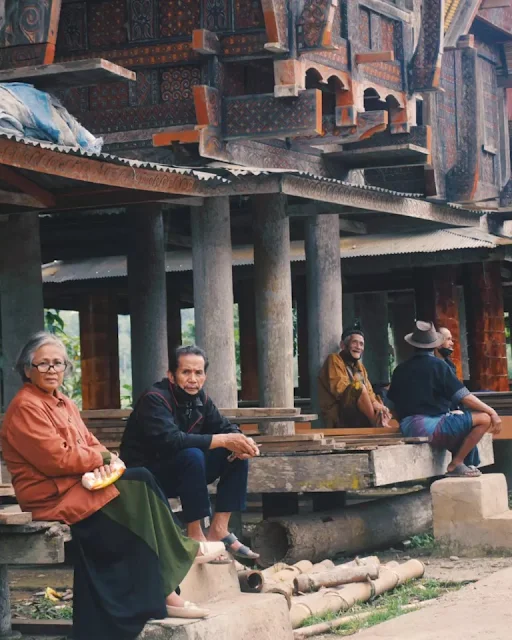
left=194, top=540, right=231, bottom=565
left=166, top=601, right=210, bottom=619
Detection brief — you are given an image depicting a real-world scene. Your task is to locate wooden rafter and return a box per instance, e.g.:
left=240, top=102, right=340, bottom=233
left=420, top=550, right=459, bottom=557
left=0, top=189, right=48, bottom=209
left=0, top=165, right=56, bottom=208
left=55, top=189, right=204, bottom=211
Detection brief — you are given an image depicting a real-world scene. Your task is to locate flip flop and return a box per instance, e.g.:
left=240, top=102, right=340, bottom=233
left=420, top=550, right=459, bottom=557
left=221, top=532, right=260, bottom=560
left=445, top=463, right=482, bottom=478
left=166, top=601, right=210, bottom=619
left=194, top=541, right=231, bottom=565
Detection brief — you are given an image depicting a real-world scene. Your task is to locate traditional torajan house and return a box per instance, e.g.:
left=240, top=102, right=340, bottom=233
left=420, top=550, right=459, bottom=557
left=1, top=1, right=512, bottom=491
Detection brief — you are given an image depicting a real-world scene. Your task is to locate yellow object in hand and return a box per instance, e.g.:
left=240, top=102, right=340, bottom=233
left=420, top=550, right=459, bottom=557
left=82, top=458, right=126, bottom=491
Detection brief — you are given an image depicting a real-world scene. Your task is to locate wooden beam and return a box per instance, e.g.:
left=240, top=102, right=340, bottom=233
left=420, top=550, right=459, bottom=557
left=339, top=218, right=367, bottom=234
left=480, top=0, right=511, bottom=8
left=0, top=189, right=49, bottom=209
left=55, top=189, right=204, bottom=211
left=0, top=165, right=55, bottom=208
left=355, top=51, right=395, bottom=64
left=287, top=203, right=346, bottom=217
left=281, top=174, right=482, bottom=227
left=0, top=59, right=135, bottom=90
left=0, top=137, right=215, bottom=197
left=153, top=126, right=201, bottom=147
left=192, top=29, right=220, bottom=55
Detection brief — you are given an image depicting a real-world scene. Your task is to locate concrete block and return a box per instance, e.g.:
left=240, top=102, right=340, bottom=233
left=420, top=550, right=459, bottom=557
left=179, top=561, right=240, bottom=604
left=138, top=592, right=293, bottom=640
left=431, top=474, right=509, bottom=522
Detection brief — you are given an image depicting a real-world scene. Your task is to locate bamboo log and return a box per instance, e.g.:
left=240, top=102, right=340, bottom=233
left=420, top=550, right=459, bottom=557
left=237, top=570, right=264, bottom=593
left=252, top=490, right=432, bottom=566
left=294, top=563, right=379, bottom=594
left=261, top=579, right=293, bottom=608
left=261, top=562, right=289, bottom=579
left=290, top=559, right=424, bottom=628
left=309, top=559, right=335, bottom=573
left=293, top=599, right=436, bottom=638
left=271, top=560, right=314, bottom=583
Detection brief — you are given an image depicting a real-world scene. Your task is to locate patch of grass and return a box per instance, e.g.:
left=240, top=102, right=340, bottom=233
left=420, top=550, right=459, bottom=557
left=408, top=533, right=436, bottom=550
left=299, top=578, right=464, bottom=635
left=13, top=598, right=73, bottom=620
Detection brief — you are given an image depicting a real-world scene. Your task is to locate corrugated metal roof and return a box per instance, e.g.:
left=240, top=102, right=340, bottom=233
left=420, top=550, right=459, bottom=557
left=42, top=227, right=509, bottom=283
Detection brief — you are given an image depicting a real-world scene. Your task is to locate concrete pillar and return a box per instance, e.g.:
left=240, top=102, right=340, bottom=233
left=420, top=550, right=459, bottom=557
left=127, top=207, right=168, bottom=402
left=465, top=262, right=508, bottom=391
left=191, top=197, right=237, bottom=408
left=414, top=266, right=463, bottom=378
left=237, top=280, right=259, bottom=401
left=305, top=215, right=343, bottom=421
left=0, top=565, right=19, bottom=638
left=294, top=275, right=310, bottom=398
left=0, top=214, right=44, bottom=409
left=252, top=194, right=294, bottom=435
left=357, top=292, right=390, bottom=384
left=79, top=291, right=120, bottom=410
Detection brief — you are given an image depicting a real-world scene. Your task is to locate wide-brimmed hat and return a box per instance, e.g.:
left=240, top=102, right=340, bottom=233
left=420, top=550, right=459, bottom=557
left=405, top=320, right=444, bottom=349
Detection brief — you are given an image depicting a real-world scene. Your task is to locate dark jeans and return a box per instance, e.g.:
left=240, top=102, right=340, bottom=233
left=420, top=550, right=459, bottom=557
left=148, top=447, right=248, bottom=524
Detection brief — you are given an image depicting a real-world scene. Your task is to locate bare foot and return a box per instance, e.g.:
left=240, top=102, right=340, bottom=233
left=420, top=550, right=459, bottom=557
left=207, top=528, right=243, bottom=553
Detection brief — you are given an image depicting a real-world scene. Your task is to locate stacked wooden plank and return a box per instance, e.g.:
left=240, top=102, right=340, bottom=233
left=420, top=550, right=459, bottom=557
left=254, top=434, right=346, bottom=454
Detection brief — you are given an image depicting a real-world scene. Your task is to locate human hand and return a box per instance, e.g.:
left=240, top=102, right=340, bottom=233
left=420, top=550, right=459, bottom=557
left=223, top=433, right=260, bottom=457
left=93, top=465, right=111, bottom=481
left=490, top=412, right=502, bottom=435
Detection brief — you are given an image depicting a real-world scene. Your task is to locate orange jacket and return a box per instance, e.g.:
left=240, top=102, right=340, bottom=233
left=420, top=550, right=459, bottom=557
left=1, top=383, right=119, bottom=524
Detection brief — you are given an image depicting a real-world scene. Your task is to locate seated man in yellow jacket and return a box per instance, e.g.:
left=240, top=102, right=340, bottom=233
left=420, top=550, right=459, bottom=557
left=318, top=324, right=391, bottom=428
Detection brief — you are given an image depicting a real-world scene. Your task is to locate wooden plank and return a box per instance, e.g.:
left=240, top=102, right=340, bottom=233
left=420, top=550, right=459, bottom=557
left=0, top=59, right=136, bottom=89
left=254, top=434, right=323, bottom=443
left=295, top=425, right=400, bottom=436
left=371, top=434, right=494, bottom=486
left=0, top=505, right=32, bottom=525
left=230, top=414, right=316, bottom=424
left=355, top=51, right=395, bottom=64
left=0, top=484, right=14, bottom=497
left=12, top=619, right=72, bottom=636
left=220, top=408, right=301, bottom=417
left=247, top=452, right=371, bottom=493
left=0, top=165, right=56, bottom=208
left=80, top=409, right=131, bottom=420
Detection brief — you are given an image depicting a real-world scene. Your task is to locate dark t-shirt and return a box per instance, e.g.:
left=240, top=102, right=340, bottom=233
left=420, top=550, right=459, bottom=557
left=388, top=351, right=470, bottom=421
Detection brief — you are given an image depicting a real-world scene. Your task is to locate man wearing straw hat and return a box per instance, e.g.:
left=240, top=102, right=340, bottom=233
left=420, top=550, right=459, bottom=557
left=387, top=321, right=501, bottom=478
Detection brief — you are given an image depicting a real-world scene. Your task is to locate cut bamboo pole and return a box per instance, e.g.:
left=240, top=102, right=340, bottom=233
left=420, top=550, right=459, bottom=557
left=261, top=579, right=293, bottom=608
left=290, top=559, right=425, bottom=628
left=293, top=598, right=436, bottom=638
left=309, top=559, right=335, bottom=573
left=237, top=569, right=264, bottom=593
left=294, top=564, right=380, bottom=594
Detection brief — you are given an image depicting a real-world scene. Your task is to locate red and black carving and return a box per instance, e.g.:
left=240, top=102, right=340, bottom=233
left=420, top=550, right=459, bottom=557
left=298, top=0, right=331, bottom=49
left=88, top=0, right=127, bottom=49
left=409, top=0, right=443, bottom=91
left=160, top=0, right=201, bottom=38
left=56, top=1, right=87, bottom=54
left=129, top=0, right=155, bottom=41
left=203, top=0, right=230, bottom=31
left=234, top=0, right=265, bottom=30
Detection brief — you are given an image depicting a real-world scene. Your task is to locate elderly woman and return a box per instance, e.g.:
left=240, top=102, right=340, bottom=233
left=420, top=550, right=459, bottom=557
left=1, top=332, right=226, bottom=640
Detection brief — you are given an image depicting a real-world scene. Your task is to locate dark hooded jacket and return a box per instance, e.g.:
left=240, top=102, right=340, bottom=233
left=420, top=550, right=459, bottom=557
left=120, top=378, right=241, bottom=467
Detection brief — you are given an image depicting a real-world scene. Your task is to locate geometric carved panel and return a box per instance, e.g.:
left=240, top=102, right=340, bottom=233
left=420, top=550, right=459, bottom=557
left=88, top=0, right=127, bottom=48
left=56, top=1, right=87, bottom=54
left=203, top=0, right=230, bottom=31
left=129, top=0, right=156, bottom=41
left=234, top=0, right=265, bottom=29
left=160, top=0, right=201, bottom=37
left=161, top=65, right=202, bottom=119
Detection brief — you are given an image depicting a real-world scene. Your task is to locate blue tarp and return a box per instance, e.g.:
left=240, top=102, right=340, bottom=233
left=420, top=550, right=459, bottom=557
left=0, top=82, right=103, bottom=153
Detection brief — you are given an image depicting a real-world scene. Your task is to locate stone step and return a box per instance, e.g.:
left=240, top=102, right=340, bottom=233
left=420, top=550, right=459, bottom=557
left=179, top=560, right=240, bottom=604
left=138, top=592, right=293, bottom=640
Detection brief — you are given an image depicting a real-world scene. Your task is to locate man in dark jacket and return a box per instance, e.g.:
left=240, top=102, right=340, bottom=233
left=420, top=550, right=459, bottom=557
left=121, top=345, right=260, bottom=559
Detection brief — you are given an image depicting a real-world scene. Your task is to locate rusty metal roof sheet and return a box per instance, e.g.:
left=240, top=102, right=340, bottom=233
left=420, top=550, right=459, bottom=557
left=42, top=227, right=509, bottom=283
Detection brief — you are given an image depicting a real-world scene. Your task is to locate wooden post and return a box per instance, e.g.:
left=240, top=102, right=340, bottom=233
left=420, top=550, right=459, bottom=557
left=237, top=280, right=259, bottom=402
left=389, top=292, right=416, bottom=365
left=253, top=194, right=295, bottom=435
left=305, top=215, right=343, bottom=422
left=191, top=197, right=237, bottom=408
left=127, top=207, right=168, bottom=403
left=0, top=213, right=44, bottom=410
left=295, top=275, right=310, bottom=399
left=80, top=291, right=120, bottom=410
left=167, top=282, right=182, bottom=362
left=414, top=266, right=463, bottom=378
left=465, top=262, right=509, bottom=391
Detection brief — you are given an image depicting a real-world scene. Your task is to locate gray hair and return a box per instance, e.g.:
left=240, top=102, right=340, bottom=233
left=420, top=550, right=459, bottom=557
left=15, top=331, right=70, bottom=382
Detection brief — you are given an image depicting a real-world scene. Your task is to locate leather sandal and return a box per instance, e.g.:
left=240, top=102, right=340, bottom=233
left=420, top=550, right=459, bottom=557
left=221, top=532, right=260, bottom=560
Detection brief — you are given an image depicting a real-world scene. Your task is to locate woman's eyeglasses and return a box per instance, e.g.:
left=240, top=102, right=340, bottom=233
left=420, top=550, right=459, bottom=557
left=31, top=361, right=68, bottom=373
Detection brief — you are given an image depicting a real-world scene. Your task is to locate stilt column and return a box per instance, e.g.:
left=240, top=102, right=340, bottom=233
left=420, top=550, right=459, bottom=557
left=295, top=275, right=310, bottom=399
left=465, top=262, right=508, bottom=391
left=191, top=197, right=237, bottom=408
left=127, top=207, right=168, bottom=402
left=0, top=214, right=44, bottom=409
left=305, top=215, right=343, bottom=422
left=167, top=282, right=182, bottom=360
left=80, top=291, right=120, bottom=409
left=252, top=194, right=294, bottom=434
left=414, top=266, right=463, bottom=378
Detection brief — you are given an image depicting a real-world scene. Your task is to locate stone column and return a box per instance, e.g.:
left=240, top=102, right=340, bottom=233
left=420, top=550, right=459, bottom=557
left=414, top=266, right=463, bottom=378
left=305, top=215, right=343, bottom=422
left=358, top=292, right=390, bottom=384
left=127, top=207, right=168, bottom=403
left=191, top=197, right=237, bottom=408
left=252, top=194, right=294, bottom=435
left=79, top=291, right=120, bottom=410
left=465, top=262, right=508, bottom=391
left=237, top=280, right=259, bottom=402
left=0, top=213, right=44, bottom=409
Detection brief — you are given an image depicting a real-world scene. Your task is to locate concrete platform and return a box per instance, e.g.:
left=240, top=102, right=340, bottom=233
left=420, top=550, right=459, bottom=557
left=139, top=592, right=293, bottom=640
